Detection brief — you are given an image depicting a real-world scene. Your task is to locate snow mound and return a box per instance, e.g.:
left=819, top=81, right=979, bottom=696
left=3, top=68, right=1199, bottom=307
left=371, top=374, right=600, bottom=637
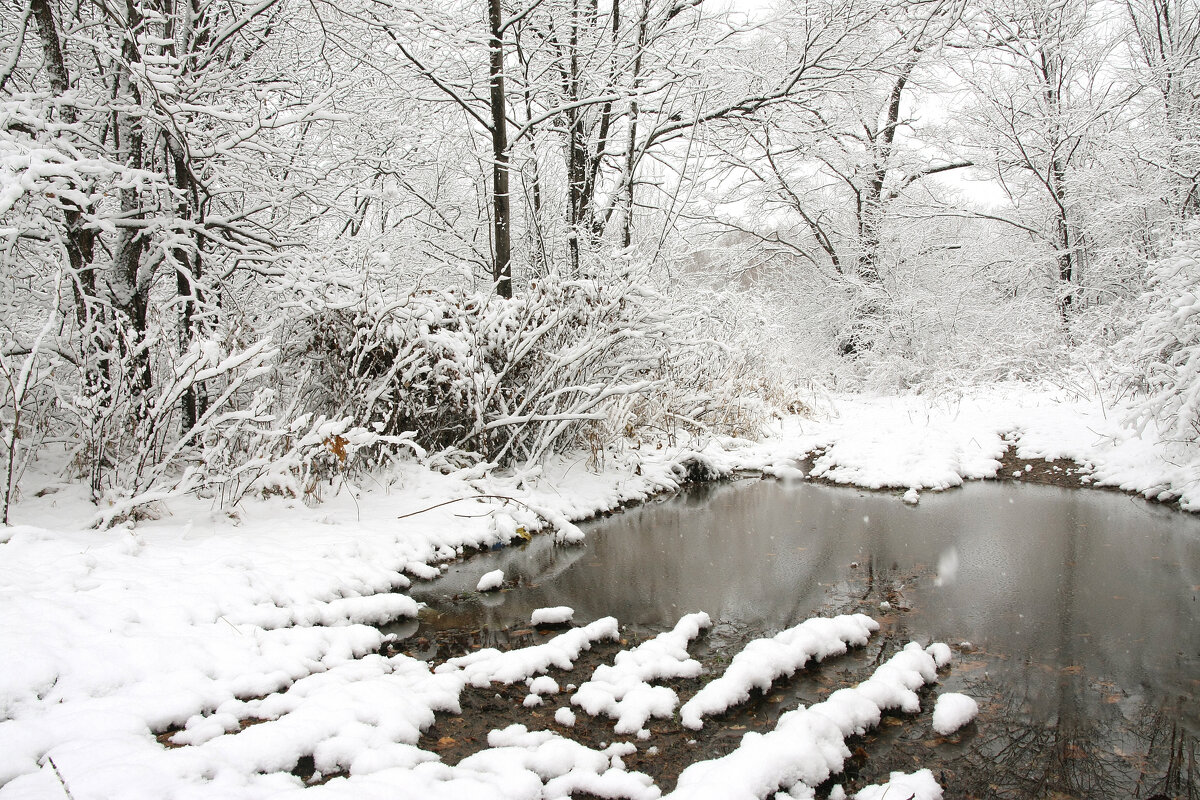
left=572, top=612, right=711, bottom=734
left=421, top=724, right=660, bottom=800
left=855, top=769, right=942, bottom=800
left=666, top=641, right=947, bottom=799
left=925, top=642, right=953, bottom=668
left=902, top=487, right=920, bottom=505
left=932, top=692, right=978, bottom=735
left=679, top=613, right=878, bottom=730
left=531, top=606, right=574, bottom=625
left=476, top=569, right=505, bottom=592
left=435, top=617, right=619, bottom=687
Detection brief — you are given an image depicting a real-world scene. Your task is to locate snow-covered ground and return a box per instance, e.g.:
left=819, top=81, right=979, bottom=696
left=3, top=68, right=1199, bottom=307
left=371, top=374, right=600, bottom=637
left=1, top=385, right=1194, bottom=799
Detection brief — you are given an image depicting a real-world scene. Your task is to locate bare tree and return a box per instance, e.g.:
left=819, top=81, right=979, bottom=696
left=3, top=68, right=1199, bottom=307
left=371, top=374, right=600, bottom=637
left=956, top=0, right=1133, bottom=320
left=698, top=0, right=972, bottom=354
left=1125, top=0, right=1200, bottom=221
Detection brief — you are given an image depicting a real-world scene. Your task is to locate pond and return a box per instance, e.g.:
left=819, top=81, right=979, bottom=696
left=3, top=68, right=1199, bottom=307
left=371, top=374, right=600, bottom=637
left=391, top=478, right=1200, bottom=799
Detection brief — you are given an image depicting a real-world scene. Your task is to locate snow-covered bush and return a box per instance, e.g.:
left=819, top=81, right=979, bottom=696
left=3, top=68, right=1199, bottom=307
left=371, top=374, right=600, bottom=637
left=0, top=293, right=62, bottom=524
left=1124, top=223, right=1200, bottom=443
left=284, top=273, right=775, bottom=467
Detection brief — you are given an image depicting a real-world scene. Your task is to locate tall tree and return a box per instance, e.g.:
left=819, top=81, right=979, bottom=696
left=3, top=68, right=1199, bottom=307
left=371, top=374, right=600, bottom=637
left=956, top=0, right=1130, bottom=319
left=1124, top=0, right=1200, bottom=221
left=701, top=0, right=971, bottom=354
left=488, top=0, right=513, bottom=296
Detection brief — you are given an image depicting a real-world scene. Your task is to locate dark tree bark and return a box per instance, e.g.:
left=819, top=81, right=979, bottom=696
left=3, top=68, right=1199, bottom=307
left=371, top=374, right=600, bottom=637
left=31, top=0, right=98, bottom=319
left=488, top=0, right=513, bottom=298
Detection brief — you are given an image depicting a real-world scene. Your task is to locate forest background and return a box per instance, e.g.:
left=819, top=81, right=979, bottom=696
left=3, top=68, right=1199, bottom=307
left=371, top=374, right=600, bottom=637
left=1, top=0, right=1198, bottom=524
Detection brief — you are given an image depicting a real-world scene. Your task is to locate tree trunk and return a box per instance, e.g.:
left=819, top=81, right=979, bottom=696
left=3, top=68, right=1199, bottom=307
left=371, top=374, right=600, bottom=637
left=31, top=0, right=98, bottom=325
left=620, top=0, right=650, bottom=249
left=32, top=0, right=109, bottom=499
left=171, top=142, right=208, bottom=431
left=488, top=0, right=512, bottom=298
left=110, top=0, right=152, bottom=406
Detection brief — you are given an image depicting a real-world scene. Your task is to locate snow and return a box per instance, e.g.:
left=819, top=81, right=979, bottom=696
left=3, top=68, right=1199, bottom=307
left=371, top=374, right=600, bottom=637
left=531, top=606, right=574, bottom=625
left=902, top=487, right=920, bottom=504
left=932, top=692, right=979, bottom=735
left=665, top=642, right=949, bottom=799
left=5, top=383, right=1198, bottom=799
left=1, top=447, right=709, bottom=799
left=435, top=618, right=620, bottom=687
left=477, top=569, right=505, bottom=592
left=855, top=769, right=942, bottom=800
left=679, top=614, right=878, bottom=730
left=925, top=643, right=953, bottom=668
left=739, top=386, right=1200, bottom=510
left=572, top=612, right=711, bottom=734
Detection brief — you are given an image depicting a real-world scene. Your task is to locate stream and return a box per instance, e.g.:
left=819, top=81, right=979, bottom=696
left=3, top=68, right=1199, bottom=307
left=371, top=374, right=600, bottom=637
left=388, top=478, right=1200, bottom=798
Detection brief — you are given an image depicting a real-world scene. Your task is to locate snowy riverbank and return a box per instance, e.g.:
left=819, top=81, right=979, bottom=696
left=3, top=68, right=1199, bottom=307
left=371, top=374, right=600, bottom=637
left=0, top=385, right=1194, bottom=799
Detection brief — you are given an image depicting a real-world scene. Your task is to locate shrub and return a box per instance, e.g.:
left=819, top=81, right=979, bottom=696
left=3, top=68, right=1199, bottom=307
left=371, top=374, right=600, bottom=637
left=1124, top=222, right=1200, bottom=443
left=285, top=272, right=775, bottom=467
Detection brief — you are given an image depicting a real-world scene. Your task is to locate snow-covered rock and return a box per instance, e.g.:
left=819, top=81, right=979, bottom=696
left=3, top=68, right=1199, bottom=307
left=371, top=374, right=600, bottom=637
left=476, top=569, right=505, bottom=592
left=932, top=692, right=978, bottom=735
left=531, top=606, right=574, bottom=625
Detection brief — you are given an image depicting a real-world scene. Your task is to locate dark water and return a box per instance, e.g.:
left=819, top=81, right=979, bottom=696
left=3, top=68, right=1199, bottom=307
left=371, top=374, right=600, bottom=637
left=397, top=478, right=1200, bottom=798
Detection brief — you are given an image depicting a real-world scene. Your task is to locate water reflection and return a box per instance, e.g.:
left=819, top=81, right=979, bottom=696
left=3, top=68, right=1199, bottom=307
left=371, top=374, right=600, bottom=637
left=937, top=678, right=1197, bottom=799
left=398, top=478, right=1200, bottom=797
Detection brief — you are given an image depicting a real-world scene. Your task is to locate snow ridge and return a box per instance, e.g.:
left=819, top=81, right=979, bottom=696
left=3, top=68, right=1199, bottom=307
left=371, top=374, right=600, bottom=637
left=571, top=611, right=712, bottom=734
left=678, top=613, right=878, bottom=730
left=468, top=725, right=660, bottom=800
left=854, top=769, right=943, bottom=800
left=666, top=641, right=948, bottom=800
left=434, top=617, right=620, bottom=686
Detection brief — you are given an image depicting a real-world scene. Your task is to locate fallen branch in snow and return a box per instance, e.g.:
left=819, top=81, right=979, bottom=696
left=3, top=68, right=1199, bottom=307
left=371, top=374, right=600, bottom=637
left=396, top=494, right=584, bottom=543
left=46, top=756, right=75, bottom=800
left=396, top=494, right=534, bottom=520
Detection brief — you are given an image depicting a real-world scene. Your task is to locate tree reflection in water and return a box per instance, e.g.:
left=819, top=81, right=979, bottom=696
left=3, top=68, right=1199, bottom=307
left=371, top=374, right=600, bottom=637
left=940, top=673, right=1196, bottom=800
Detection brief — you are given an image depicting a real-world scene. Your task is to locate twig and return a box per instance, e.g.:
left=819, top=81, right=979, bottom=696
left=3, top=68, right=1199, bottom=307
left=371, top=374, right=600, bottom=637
left=47, top=756, right=75, bottom=800
left=397, top=494, right=547, bottom=521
